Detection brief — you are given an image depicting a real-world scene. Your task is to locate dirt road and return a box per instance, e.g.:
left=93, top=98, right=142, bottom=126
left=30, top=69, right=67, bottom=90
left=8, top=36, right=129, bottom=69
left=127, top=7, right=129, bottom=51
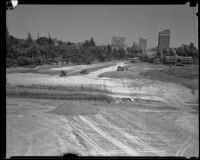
left=6, top=62, right=198, bottom=106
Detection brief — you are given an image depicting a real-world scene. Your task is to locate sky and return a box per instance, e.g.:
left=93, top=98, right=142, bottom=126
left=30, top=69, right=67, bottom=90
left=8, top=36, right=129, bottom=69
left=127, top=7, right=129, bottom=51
left=6, top=4, right=198, bottom=48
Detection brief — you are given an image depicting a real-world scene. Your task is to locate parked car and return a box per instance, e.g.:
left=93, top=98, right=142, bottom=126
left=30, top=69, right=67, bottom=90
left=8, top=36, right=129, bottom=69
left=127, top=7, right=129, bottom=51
left=80, top=69, right=88, bottom=74
left=131, top=58, right=140, bottom=63
left=175, top=58, right=184, bottom=66
left=59, top=70, right=67, bottom=77
left=154, top=58, right=160, bottom=64
left=175, top=62, right=184, bottom=66
left=117, top=66, right=124, bottom=71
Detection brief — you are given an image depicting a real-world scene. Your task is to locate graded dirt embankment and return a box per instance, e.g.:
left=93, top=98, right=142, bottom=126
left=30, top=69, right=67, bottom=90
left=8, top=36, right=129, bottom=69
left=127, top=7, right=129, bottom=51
left=6, top=98, right=199, bottom=157
left=97, top=63, right=198, bottom=105
left=7, top=62, right=198, bottom=107
left=6, top=61, right=199, bottom=157
left=6, top=61, right=117, bottom=76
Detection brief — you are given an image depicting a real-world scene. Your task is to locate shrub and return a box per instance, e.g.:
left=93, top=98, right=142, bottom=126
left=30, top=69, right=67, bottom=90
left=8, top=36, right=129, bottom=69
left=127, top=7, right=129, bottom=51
left=33, top=58, right=43, bottom=65
left=17, top=56, right=34, bottom=66
left=142, top=55, right=155, bottom=63
left=6, top=58, right=18, bottom=67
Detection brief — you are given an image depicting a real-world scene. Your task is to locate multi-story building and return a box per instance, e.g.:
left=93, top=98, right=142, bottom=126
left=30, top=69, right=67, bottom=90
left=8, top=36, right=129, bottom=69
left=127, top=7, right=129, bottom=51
left=132, top=42, right=140, bottom=50
left=139, top=37, right=147, bottom=54
left=111, top=36, right=125, bottom=49
left=158, top=29, right=170, bottom=52
left=146, top=49, right=156, bottom=57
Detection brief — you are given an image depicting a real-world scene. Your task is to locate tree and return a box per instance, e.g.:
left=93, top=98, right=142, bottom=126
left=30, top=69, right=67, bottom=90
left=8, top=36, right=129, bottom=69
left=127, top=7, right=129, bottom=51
left=37, top=32, right=40, bottom=40
left=175, top=43, right=198, bottom=58
left=94, top=46, right=106, bottom=62
left=6, top=26, right=9, bottom=45
left=48, top=32, right=54, bottom=44
left=168, top=48, right=175, bottom=56
left=36, top=37, right=50, bottom=46
left=118, top=48, right=126, bottom=60
left=90, top=37, right=96, bottom=47
left=187, top=42, right=198, bottom=58
left=46, top=44, right=57, bottom=59
left=82, top=40, right=91, bottom=48
left=111, top=48, right=118, bottom=59
left=17, top=56, right=34, bottom=66
left=9, top=35, right=19, bottom=45
left=26, top=32, right=32, bottom=42
left=26, top=43, right=42, bottom=58
left=105, top=44, right=112, bottom=60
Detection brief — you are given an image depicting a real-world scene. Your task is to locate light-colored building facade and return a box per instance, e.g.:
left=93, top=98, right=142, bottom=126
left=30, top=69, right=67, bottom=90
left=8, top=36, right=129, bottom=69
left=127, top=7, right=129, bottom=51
left=158, top=29, right=170, bottom=51
left=139, top=37, right=147, bottom=54
left=111, top=36, right=125, bottom=49
left=146, top=49, right=156, bottom=57
left=132, top=42, right=140, bottom=50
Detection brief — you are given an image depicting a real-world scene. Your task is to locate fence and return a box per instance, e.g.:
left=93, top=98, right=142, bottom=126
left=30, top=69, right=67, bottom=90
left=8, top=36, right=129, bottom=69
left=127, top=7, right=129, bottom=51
left=6, top=83, right=112, bottom=102
left=168, top=64, right=198, bottom=78
left=165, top=56, right=193, bottom=64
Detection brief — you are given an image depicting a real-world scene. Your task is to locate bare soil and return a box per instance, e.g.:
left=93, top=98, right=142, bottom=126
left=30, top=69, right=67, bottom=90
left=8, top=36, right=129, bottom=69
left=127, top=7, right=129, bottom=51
left=6, top=98, right=199, bottom=157
left=6, top=61, right=199, bottom=157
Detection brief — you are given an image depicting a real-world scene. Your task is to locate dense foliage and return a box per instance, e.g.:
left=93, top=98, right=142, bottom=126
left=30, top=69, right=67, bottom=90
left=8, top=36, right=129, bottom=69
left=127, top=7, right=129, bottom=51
left=6, top=32, right=198, bottom=67
left=6, top=33, right=131, bottom=67
left=157, top=43, right=198, bottom=58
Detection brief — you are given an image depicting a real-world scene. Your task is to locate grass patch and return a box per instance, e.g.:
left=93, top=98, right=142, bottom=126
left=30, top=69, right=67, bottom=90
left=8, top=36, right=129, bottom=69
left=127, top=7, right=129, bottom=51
left=189, top=105, right=199, bottom=112
left=154, top=106, right=178, bottom=110
left=6, top=85, right=113, bottom=102
left=13, top=83, right=111, bottom=93
left=49, top=101, right=101, bottom=116
left=98, top=71, right=138, bottom=79
left=139, top=69, right=199, bottom=91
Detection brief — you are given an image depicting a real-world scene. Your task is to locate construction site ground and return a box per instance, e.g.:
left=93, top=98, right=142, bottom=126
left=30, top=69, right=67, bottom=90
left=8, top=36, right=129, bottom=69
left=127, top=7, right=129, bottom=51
left=6, top=61, right=199, bottom=157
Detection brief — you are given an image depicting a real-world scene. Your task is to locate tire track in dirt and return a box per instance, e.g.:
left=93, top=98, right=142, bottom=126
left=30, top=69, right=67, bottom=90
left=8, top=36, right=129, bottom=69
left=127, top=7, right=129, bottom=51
left=77, top=128, right=108, bottom=156
left=79, top=115, right=140, bottom=156
left=104, top=109, right=183, bottom=155
left=175, top=136, right=193, bottom=156
left=96, top=114, right=166, bottom=156
left=166, top=90, right=190, bottom=107
left=69, top=120, right=109, bottom=156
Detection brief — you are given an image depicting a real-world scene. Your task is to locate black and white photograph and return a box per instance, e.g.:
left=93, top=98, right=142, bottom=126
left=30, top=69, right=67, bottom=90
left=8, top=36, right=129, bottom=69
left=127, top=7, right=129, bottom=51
left=6, top=2, right=199, bottom=158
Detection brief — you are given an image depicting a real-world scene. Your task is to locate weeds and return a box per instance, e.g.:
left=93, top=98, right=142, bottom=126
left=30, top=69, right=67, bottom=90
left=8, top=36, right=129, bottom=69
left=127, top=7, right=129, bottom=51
left=6, top=84, right=113, bottom=102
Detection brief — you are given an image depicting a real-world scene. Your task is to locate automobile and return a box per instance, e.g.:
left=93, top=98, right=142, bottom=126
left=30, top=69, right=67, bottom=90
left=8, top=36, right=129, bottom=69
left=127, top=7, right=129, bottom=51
left=59, top=70, right=67, bottom=77
left=117, top=66, right=124, bottom=71
left=130, top=58, right=140, bottom=63
left=154, top=58, right=160, bottom=64
left=80, top=69, right=88, bottom=74
left=175, top=62, right=184, bottom=66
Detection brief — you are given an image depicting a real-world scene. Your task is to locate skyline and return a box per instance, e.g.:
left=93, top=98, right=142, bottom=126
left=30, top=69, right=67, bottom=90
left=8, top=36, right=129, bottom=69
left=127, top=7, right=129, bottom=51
left=6, top=4, right=198, bottom=48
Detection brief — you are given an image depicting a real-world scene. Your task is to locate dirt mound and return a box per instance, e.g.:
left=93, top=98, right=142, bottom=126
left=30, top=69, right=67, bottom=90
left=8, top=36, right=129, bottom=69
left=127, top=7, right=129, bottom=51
left=49, top=102, right=101, bottom=116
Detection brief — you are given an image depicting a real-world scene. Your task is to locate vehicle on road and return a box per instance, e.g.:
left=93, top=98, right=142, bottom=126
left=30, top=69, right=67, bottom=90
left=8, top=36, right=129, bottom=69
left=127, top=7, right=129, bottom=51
left=59, top=70, right=67, bottom=77
left=117, top=66, right=124, bottom=71
left=175, top=62, right=184, bottom=66
left=175, top=58, right=185, bottom=66
left=80, top=69, right=88, bottom=74
left=130, top=57, right=140, bottom=63
left=117, top=66, right=130, bottom=71
left=154, top=60, right=161, bottom=64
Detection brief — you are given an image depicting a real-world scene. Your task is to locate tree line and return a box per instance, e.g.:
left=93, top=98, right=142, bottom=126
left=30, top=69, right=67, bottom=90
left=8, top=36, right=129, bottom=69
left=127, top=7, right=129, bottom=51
left=6, top=32, right=131, bottom=67
left=6, top=31, right=198, bottom=67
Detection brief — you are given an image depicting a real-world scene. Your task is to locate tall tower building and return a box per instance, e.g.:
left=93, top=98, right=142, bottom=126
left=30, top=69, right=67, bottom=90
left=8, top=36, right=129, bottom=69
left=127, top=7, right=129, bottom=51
left=158, top=29, right=170, bottom=51
left=139, top=37, right=147, bottom=54
left=111, top=36, right=125, bottom=49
